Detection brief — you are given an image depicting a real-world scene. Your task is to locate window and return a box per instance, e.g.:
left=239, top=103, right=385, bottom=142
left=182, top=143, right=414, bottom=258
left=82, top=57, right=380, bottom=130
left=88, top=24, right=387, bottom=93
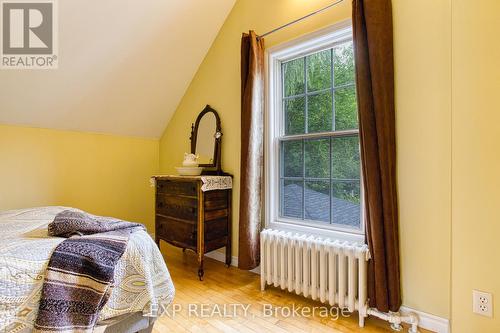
left=266, top=21, right=363, bottom=241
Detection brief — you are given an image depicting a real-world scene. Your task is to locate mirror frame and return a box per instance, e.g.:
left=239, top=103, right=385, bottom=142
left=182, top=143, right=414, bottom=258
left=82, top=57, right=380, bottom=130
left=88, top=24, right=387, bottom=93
left=190, top=105, right=222, bottom=174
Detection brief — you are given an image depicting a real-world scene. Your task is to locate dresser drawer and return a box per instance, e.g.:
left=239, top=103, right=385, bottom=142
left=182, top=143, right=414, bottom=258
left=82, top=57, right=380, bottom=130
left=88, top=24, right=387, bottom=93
left=204, top=208, right=229, bottom=221
left=157, top=179, right=197, bottom=197
left=157, top=194, right=198, bottom=221
left=156, top=216, right=197, bottom=248
left=204, top=217, right=228, bottom=241
left=204, top=190, right=228, bottom=211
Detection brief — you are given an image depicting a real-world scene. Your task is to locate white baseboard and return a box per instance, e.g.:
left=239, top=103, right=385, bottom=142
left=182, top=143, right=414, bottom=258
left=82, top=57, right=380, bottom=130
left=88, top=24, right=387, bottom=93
left=205, top=250, right=262, bottom=274
left=400, top=306, right=450, bottom=333
left=205, top=249, right=238, bottom=267
left=250, top=265, right=260, bottom=274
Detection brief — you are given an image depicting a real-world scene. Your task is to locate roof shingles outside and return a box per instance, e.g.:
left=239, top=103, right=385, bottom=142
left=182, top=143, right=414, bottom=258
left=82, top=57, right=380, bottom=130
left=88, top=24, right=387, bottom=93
left=282, top=183, right=360, bottom=228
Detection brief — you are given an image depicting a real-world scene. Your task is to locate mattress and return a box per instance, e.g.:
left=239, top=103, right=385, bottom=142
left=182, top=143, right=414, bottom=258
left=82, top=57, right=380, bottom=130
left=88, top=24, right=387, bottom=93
left=0, top=206, right=175, bottom=332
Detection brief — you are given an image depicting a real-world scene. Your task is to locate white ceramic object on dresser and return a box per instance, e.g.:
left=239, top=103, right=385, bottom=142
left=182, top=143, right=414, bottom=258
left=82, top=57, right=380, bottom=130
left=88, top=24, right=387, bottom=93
left=182, top=153, right=199, bottom=167
left=175, top=166, right=203, bottom=176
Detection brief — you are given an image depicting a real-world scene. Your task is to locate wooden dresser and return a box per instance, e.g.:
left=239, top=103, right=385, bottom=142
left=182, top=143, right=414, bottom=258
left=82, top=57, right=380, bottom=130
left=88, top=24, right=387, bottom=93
left=153, top=175, right=232, bottom=280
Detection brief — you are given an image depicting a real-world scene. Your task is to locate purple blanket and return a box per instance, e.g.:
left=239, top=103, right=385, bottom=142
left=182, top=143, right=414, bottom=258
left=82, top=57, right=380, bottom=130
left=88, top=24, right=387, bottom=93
left=34, top=210, right=145, bottom=332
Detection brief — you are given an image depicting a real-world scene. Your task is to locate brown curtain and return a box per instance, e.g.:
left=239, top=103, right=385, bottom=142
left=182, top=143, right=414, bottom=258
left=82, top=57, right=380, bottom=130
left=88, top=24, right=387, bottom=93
left=352, top=0, right=401, bottom=312
left=238, top=31, right=265, bottom=270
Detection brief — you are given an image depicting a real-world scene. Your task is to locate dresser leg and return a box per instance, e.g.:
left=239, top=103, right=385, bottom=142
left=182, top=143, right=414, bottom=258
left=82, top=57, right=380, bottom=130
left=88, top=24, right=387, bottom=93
left=197, top=264, right=204, bottom=281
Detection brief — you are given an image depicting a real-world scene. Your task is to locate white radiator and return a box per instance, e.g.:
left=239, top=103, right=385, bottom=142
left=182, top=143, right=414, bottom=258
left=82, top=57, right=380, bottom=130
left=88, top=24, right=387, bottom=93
left=260, top=229, right=370, bottom=327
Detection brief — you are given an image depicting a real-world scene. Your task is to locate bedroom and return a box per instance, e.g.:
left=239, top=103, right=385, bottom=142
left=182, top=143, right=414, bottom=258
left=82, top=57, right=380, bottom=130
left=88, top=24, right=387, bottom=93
left=0, top=0, right=498, bottom=332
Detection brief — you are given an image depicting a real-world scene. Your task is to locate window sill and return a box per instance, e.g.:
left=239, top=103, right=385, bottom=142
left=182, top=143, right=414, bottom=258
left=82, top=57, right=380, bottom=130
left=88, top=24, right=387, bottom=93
left=267, top=220, right=365, bottom=244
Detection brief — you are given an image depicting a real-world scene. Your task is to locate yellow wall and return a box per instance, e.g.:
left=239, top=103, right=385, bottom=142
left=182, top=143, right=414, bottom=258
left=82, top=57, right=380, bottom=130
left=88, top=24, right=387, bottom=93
left=3, top=0, right=495, bottom=329
left=0, top=125, right=159, bottom=231
left=159, top=0, right=452, bottom=319
left=451, top=0, right=500, bottom=331
left=394, top=0, right=452, bottom=319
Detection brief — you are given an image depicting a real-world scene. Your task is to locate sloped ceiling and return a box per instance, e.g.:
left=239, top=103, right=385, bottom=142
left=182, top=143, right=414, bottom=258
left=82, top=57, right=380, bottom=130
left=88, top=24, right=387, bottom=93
left=0, top=0, right=235, bottom=138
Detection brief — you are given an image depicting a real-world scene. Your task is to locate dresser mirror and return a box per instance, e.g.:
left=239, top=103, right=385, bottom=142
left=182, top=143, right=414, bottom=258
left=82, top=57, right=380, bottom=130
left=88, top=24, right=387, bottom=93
left=190, top=105, right=222, bottom=174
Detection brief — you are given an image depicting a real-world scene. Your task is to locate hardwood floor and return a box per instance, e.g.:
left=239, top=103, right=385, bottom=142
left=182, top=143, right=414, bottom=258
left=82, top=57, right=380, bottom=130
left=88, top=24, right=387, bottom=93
left=154, top=244, right=431, bottom=333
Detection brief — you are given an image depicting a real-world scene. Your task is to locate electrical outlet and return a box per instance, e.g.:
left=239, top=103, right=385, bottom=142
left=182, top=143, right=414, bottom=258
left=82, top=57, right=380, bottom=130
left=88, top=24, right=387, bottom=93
left=473, top=290, right=493, bottom=317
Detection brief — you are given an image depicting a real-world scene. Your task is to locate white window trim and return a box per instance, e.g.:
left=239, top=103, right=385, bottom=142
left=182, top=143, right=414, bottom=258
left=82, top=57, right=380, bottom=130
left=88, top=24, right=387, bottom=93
left=264, top=19, right=365, bottom=243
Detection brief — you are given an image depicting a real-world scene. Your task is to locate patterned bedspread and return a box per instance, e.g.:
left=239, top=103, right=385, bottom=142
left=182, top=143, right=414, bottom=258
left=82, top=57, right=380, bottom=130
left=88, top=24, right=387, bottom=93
left=0, top=207, right=175, bottom=333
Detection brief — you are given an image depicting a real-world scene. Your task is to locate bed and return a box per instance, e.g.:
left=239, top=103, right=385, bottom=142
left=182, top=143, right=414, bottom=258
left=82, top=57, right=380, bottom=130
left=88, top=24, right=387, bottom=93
left=0, top=206, right=175, bottom=333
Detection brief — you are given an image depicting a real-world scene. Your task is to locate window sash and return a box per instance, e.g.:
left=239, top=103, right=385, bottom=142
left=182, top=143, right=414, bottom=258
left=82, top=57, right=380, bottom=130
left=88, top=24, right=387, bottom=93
left=279, top=128, right=358, bottom=141
left=265, top=20, right=365, bottom=242
left=278, top=134, right=362, bottom=229
left=282, top=46, right=356, bottom=135
left=282, top=82, right=355, bottom=100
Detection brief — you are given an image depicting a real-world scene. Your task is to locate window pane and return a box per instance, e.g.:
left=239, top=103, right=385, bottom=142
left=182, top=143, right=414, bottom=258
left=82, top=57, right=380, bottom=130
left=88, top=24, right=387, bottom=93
left=332, top=181, right=361, bottom=228
left=282, top=140, right=303, bottom=177
left=333, top=41, right=355, bottom=86
left=285, top=97, right=305, bottom=135
left=278, top=39, right=361, bottom=229
left=308, top=91, right=332, bottom=133
left=305, top=181, right=330, bottom=222
left=282, top=180, right=303, bottom=219
left=334, top=86, right=358, bottom=130
left=305, top=138, right=330, bottom=178
left=332, top=136, right=360, bottom=180
left=283, top=58, right=305, bottom=97
left=307, top=50, right=332, bottom=92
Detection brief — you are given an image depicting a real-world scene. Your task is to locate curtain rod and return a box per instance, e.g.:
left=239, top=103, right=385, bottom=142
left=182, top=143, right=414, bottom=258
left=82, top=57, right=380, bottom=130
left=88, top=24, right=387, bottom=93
left=257, top=0, right=346, bottom=39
